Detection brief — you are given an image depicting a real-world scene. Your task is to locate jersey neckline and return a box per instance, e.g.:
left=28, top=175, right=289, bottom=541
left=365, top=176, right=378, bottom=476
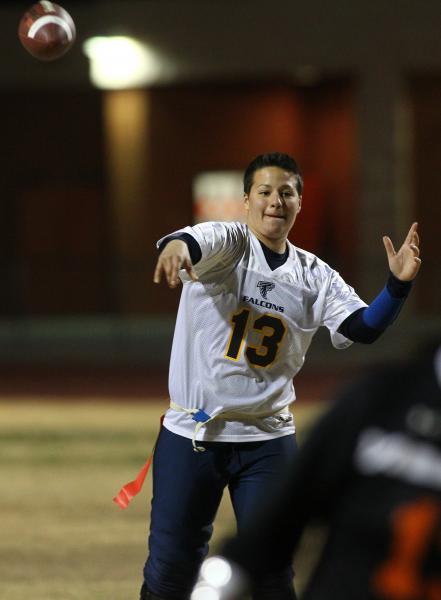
left=248, top=227, right=295, bottom=274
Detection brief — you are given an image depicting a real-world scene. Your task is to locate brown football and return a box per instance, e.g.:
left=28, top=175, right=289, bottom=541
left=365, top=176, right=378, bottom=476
left=18, top=2, right=76, bottom=61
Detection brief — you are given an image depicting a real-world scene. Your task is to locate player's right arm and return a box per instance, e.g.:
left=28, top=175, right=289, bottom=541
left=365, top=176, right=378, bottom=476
left=154, top=222, right=247, bottom=287
left=153, top=238, right=199, bottom=288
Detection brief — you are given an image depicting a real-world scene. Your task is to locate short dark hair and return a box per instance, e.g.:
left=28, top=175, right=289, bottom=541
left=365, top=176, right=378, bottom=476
left=243, top=152, right=303, bottom=196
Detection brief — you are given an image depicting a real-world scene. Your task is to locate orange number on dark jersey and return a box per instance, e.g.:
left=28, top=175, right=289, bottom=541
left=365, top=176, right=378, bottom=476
left=372, top=497, right=441, bottom=600
left=225, top=309, right=287, bottom=367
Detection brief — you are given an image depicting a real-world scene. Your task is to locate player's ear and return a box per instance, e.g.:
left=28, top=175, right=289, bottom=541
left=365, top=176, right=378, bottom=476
left=297, top=195, right=302, bottom=214
left=244, top=194, right=249, bottom=211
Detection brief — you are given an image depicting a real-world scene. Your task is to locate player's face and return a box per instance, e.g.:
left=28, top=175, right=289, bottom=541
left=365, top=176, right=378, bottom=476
left=244, top=166, right=302, bottom=252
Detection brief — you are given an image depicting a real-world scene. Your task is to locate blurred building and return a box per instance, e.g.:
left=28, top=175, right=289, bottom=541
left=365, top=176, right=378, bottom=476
left=0, top=0, right=440, bottom=372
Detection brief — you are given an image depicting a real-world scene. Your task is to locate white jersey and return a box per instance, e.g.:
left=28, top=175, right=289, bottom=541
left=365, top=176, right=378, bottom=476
left=158, top=221, right=367, bottom=442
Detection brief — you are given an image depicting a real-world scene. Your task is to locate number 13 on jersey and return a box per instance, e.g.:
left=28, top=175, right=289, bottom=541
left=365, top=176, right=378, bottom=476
left=225, top=308, right=287, bottom=368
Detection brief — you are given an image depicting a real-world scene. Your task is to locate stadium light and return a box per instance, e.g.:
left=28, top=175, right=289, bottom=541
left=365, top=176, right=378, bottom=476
left=83, top=36, right=162, bottom=89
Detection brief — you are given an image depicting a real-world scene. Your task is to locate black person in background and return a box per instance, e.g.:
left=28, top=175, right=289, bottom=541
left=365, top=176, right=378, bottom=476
left=193, top=339, right=441, bottom=600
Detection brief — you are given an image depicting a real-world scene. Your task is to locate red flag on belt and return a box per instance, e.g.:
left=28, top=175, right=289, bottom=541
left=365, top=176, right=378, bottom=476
left=113, top=415, right=164, bottom=509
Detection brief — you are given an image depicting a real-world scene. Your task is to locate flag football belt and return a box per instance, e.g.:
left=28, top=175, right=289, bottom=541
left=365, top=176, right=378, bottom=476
left=169, top=400, right=293, bottom=453
left=113, top=403, right=292, bottom=509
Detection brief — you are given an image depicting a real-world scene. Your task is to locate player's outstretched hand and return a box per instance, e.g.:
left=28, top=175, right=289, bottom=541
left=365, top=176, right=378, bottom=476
left=383, top=222, right=421, bottom=281
left=153, top=239, right=199, bottom=288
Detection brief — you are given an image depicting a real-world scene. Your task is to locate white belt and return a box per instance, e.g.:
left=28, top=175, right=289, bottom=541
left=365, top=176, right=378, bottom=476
left=169, top=401, right=292, bottom=453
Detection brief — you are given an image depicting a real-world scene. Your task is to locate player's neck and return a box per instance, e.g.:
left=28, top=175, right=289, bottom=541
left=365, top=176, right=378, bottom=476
left=249, top=228, right=287, bottom=254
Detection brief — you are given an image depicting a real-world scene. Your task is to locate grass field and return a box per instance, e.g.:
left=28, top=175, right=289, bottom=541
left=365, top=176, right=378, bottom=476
left=0, top=398, right=327, bottom=600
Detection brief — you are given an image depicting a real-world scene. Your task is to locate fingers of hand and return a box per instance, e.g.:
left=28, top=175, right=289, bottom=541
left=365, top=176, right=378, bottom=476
left=404, top=222, right=419, bottom=244
left=184, top=258, right=199, bottom=281
left=398, top=245, right=422, bottom=279
left=153, top=261, right=163, bottom=284
left=154, top=252, right=198, bottom=287
left=411, top=255, right=422, bottom=277
left=166, top=256, right=183, bottom=287
left=153, top=255, right=181, bottom=287
left=187, top=267, right=199, bottom=282
left=408, top=226, right=420, bottom=254
left=383, top=236, right=396, bottom=257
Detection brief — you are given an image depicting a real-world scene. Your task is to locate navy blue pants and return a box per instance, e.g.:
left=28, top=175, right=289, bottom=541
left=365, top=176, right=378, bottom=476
left=143, top=426, right=297, bottom=600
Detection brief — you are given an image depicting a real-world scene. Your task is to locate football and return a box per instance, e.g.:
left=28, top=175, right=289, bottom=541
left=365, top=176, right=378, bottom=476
left=18, top=1, right=76, bottom=61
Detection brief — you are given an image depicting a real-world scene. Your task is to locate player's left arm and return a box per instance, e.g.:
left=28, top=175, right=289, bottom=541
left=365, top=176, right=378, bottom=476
left=338, top=223, right=421, bottom=343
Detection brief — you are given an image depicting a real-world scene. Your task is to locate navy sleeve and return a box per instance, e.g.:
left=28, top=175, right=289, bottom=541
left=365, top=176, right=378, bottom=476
left=157, top=232, right=202, bottom=264
left=338, top=273, right=412, bottom=344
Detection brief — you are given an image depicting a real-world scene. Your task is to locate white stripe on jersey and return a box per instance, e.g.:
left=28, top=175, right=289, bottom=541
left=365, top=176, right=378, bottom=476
left=157, top=221, right=367, bottom=442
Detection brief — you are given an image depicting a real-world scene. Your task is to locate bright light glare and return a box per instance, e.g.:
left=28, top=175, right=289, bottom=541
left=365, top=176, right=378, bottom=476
left=200, top=557, right=233, bottom=587
left=83, top=36, right=162, bottom=89
left=190, top=586, right=220, bottom=600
